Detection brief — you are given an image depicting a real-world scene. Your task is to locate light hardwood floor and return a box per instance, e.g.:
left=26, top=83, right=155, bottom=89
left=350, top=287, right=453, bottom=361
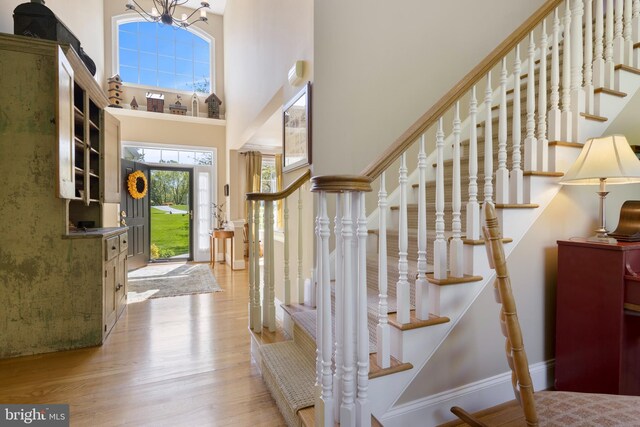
left=0, top=263, right=286, bottom=427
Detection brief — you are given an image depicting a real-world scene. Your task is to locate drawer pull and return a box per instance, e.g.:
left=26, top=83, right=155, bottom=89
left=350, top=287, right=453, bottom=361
left=115, top=283, right=122, bottom=291
left=112, top=246, right=117, bottom=250
left=123, top=240, right=127, bottom=244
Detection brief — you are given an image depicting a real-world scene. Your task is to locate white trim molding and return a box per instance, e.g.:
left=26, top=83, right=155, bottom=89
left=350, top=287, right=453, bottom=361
left=381, top=360, right=555, bottom=427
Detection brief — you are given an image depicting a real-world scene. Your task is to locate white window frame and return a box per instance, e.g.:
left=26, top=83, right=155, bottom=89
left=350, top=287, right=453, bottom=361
left=112, top=14, right=216, bottom=95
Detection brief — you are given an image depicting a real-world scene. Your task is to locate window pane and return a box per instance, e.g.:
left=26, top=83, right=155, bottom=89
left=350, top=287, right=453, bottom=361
left=157, top=40, right=175, bottom=57
left=119, top=31, right=137, bottom=50
left=142, top=148, right=162, bottom=163
left=175, top=42, right=193, bottom=59
left=194, top=61, right=209, bottom=81
left=119, top=48, right=138, bottom=68
left=139, top=69, right=158, bottom=86
left=175, top=75, right=193, bottom=91
left=175, top=28, right=193, bottom=43
left=158, top=55, right=175, bottom=73
left=140, top=52, right=157, bottom=70
left=157, top=23, right=175, bottom=41
left=175, top=59, right=192, bottom=75
left=120, top=22, right=138, bottom=33
left=194, top=42, right=209, bottom=62
left=139, top=35, right=156, bottom=53
left=120, top=65, right=138, bottom=83
left=161, top=150, right=179, bottom=163
left=158, top=72, right=176, bottom=90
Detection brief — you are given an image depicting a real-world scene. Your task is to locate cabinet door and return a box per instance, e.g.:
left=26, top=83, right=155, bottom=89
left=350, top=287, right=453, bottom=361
left=104, top=257, right=117, bottom=337
left=103, top=112, right=121, bottom=203
left=56, top=47, right=75, bottom=199
left=116, top=250, right=127, bottom=317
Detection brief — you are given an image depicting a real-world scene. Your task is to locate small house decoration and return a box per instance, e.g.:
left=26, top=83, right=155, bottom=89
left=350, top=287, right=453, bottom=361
left=146, top=92, right=164, bottom=113
left=191, top=93, right=199, bottom=117
left=205, top=93, right=222, bottom=119
left=169, top=95, right=187, bottom=115
left=107, top=74, right=123, bottom=108
left=130, top=96, right=139, bottom=110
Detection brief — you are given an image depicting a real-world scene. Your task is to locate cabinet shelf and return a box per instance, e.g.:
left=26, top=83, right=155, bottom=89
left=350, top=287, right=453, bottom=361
left=89, top=120, right=100, bottom=131
left=74, top=167, right=84, bottom=176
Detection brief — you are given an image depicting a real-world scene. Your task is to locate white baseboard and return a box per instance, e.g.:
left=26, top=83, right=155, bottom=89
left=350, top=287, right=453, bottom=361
left=232, top=258, right=246, bottom=269
left=381, top=360, right=554, bottom=427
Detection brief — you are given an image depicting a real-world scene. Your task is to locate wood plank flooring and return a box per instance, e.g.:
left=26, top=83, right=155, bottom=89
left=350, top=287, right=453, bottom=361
left=0, top=263, right=286, bottom=427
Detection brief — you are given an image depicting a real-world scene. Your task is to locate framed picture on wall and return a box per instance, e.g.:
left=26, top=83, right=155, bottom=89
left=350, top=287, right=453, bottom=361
left=283, top=82, right=311, bottom=172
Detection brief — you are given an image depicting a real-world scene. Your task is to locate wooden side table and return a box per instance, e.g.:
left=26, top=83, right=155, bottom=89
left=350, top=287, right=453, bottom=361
left=210, top=229, right=234, bottom=270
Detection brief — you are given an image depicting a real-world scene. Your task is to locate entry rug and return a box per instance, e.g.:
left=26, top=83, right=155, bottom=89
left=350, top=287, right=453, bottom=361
left=127, top=262, right=222, bottom=303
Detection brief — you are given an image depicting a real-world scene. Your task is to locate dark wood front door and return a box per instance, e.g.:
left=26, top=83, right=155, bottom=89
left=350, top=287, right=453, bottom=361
left=121, top=159, right=150, bottom=270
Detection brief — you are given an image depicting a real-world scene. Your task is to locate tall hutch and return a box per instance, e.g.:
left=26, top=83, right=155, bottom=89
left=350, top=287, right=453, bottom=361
left=0, top=34, right=127, bottom=358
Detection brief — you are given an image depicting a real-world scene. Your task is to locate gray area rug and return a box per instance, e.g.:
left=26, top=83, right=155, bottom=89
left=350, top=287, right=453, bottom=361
left=127, top=263, right=222, bottom=303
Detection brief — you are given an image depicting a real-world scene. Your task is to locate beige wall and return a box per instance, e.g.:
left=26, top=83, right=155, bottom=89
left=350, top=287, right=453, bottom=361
left=1, top=0, right=105, bottom=85
left=223, top=0, right=313, bottom=151
left=103, top=0, right=224, bottom=114
left=313, top=0, right=548, bottom=176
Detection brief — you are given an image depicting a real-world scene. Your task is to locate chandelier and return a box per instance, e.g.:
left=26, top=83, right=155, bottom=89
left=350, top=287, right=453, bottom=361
left=126, top=1, right=210, bottom=28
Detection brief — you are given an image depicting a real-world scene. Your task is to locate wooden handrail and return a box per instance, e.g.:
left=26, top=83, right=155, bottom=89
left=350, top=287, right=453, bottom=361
left=360, top=0, right=564, bottom=180
left=310, top=175, right=373, bottom=193
left=246, top=169, right=311, bottom=201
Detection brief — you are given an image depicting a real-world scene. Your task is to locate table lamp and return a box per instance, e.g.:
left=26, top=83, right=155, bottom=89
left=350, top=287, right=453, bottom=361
left=559, top=135, right=640, bottom=243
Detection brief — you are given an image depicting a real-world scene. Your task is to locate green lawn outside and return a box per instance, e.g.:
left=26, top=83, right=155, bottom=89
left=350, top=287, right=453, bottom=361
left=150, top=205, right=190, bottom=259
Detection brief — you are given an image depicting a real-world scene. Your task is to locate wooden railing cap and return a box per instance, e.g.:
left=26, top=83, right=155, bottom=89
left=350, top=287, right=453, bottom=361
left=246, top=169, right=311, bottom=201
left=310, top=175, right=373, bottom=193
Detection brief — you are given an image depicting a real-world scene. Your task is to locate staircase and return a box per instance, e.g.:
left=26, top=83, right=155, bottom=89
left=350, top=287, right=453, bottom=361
left=247, top=0, right=640, bottom=425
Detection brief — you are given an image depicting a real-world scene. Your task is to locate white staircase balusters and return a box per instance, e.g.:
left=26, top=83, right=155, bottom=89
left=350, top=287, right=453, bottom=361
left=340, top=192, right=355, bottom=427
left=584, top=0, right=595, bottom=115
left=314, top=196, right=322, bottom=427
left=333, top=194, right=344, bottom=423
left=416, top=137, right=430, bottom=318
left=614, top=0, right=626, bottom=64
left=496, top=59, right=510, bottom=202
left=625, top=0, right=634, bottom=65
left=376, top=172, right=390, bottom=368
left=549, top=9, right=563, bottom=141
left=538, top=19, right=550, bottom=171
left=571, top=0, right=585, bottom=143
left=265, top=201, right=276, bottom=332
left=562, top=2, right=573, bottom=141
left=594, top=0, right=606, bottom=89
left=318, top=192, right=334, bottom=427
left=511, top=47, right=524, bottom=203
left=396, top=153, right=410, bottom=323
left=484, top=72, right=494, bottom=206
left=467, top=86, right=481, bottom=241
left=451, top=103, right=463, bottom=277
left=606, top=0, right=616, bottom=88
left=633, top=0, right=640, bottom=67
left=298, top=188, right=304, bottom=304
left=525, top=32, right=538, bottom=169
left=284, top=198, right=291, bottom=305
left=355, top=192, right=371, bottom=427
left=434, top=118, right=448, bottom=280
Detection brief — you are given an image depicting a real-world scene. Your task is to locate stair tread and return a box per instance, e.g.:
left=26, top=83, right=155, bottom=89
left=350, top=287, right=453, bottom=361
left=580, top=112, right=608, bottom=122
left=388, top=310, right=450, bottom=331
left=426, top=273, right=483, bottom=286
left=298, top=406, right=383, bottom=427
left=369, top=352, right=413, bottom=379
left=594, top=87, right=627, bottom=97
left=260, top=341, right=316, bottom=418
left=615, top=63, right=640, bottom=75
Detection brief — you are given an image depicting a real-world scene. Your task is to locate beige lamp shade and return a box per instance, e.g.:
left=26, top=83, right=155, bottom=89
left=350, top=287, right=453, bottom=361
left=560, top=135, right=640, bottom=185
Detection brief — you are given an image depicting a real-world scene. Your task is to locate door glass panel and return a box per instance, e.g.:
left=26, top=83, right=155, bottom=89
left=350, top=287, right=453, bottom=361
left=149, top=169, right=191, bottom=260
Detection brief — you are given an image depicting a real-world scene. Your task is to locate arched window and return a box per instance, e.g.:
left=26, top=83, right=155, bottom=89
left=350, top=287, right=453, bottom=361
left=117, top=20, right=211, bottom=93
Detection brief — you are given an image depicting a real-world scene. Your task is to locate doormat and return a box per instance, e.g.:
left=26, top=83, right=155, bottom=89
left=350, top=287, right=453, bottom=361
left=127, top=262, right=222, bottom=303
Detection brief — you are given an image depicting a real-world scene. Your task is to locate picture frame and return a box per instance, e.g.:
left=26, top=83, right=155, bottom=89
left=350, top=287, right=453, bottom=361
left=283, top=82, right=311, bottom=172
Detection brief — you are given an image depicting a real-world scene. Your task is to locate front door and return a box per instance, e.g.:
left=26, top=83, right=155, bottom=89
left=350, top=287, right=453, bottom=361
left=121, top=159, right=150, bottom=270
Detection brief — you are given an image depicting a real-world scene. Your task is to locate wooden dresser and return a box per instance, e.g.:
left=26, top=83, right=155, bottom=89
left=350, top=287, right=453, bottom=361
left=555, top=239, right=640, bottom=395
left=0, top=34, right=126, bottom=358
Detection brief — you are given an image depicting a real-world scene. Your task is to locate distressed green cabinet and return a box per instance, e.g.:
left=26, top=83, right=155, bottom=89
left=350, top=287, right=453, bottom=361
left=0, top=34, right=126, bottom=358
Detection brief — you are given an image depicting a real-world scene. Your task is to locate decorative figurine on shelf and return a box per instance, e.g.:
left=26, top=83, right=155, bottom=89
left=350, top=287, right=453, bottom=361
left=107, top=74, right=123, bottom=108
left=205, top=93, right=222, bottom=119
left=169, top=95, right=187, bottom=115
left=130, top=96, right=138, bottom=110
left=146, top=92, right=164, bottom=113
left=191, top=93, right=199, bottom=118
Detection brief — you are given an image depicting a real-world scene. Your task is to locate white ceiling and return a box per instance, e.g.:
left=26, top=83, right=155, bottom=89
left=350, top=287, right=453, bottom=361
left=181, top=0, right=226, bottom=16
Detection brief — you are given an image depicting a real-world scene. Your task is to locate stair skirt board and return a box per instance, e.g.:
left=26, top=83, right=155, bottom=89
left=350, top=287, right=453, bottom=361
left=379, top=360, right=554, bottom=427
left=260, top=341, right=316, bottom=427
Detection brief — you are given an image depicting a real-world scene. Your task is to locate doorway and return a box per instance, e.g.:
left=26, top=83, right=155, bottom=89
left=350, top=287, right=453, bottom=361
left=149, top=168, right=193, bottom=261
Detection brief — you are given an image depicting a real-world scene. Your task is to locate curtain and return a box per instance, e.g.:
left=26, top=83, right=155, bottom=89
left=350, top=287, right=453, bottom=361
left=244, top=151, right=262, bottom=219
left=275, top=154, right=283, bottom=228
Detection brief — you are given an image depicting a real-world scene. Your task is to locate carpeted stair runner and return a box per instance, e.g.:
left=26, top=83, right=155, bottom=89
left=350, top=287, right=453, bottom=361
left=260, top=341, right=316, bottom=427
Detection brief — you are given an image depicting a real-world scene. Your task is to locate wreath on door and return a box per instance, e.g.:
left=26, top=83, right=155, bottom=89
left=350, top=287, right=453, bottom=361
left=127, top=170, right=148, bottom=199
